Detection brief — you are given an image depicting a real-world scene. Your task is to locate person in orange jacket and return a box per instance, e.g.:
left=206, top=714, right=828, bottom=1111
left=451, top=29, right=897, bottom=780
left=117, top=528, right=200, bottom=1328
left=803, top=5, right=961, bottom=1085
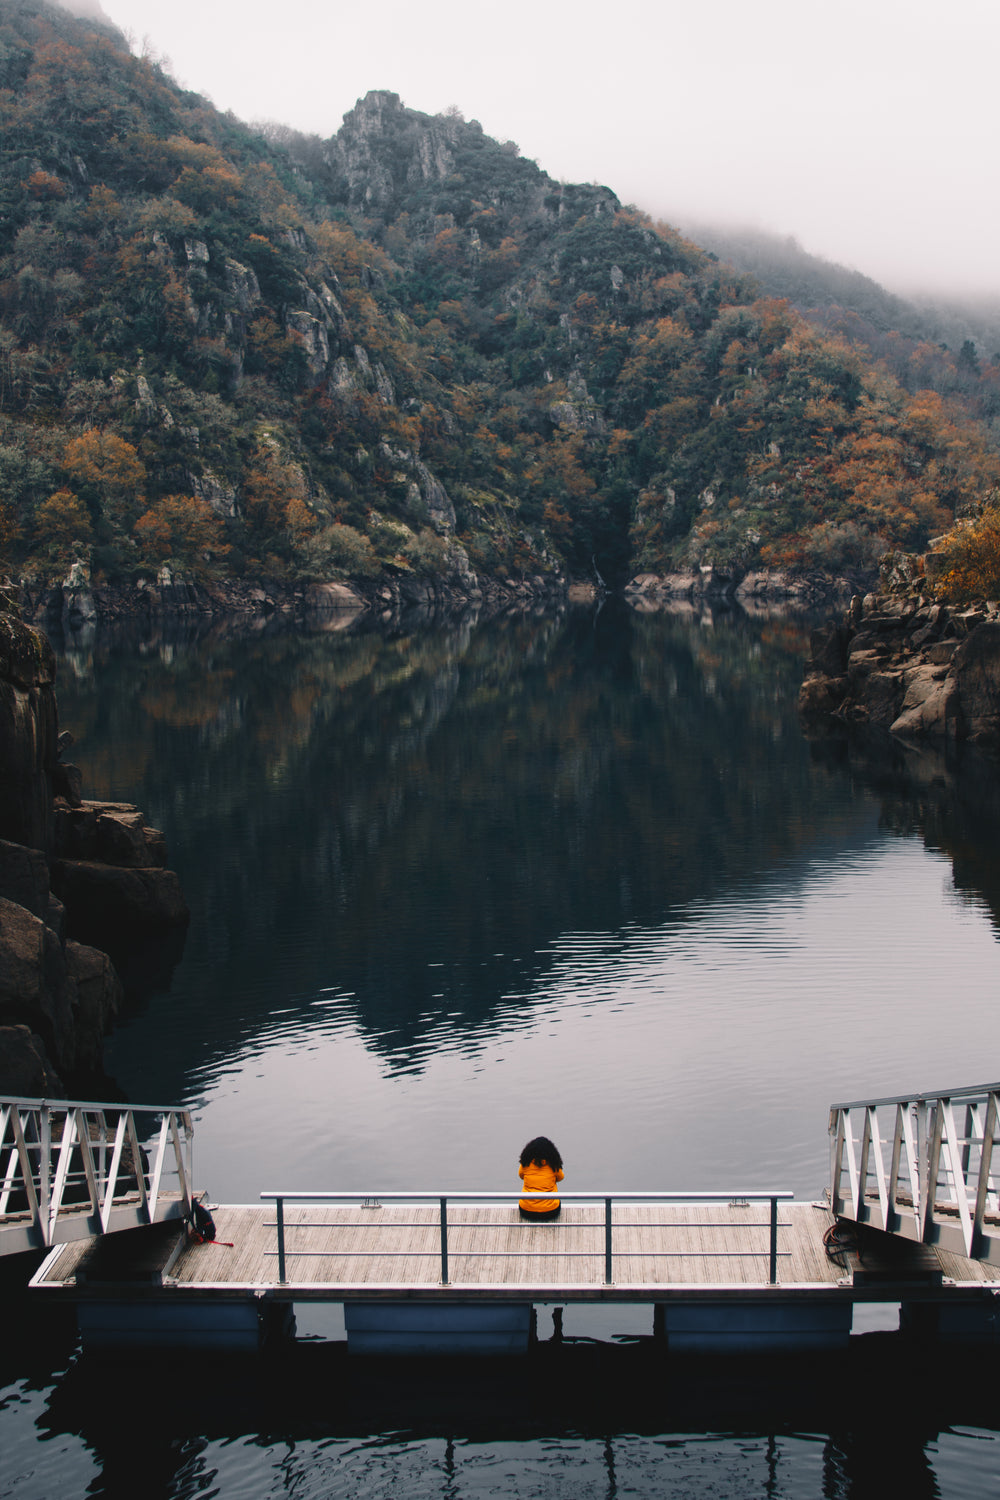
left=518, top=1136, right=564, bottom=1220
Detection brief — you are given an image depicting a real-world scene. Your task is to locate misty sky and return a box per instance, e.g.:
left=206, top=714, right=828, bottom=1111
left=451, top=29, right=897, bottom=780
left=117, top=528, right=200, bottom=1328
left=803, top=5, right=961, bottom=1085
left=94, top=0, right=999, bottom=298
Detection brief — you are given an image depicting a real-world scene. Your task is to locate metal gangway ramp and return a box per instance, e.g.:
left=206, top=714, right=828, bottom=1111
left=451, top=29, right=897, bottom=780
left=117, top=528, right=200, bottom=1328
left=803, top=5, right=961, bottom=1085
left=0, top=1096, right=193, bottom=1257
left=830, top=1081, right=1000, bottom=1265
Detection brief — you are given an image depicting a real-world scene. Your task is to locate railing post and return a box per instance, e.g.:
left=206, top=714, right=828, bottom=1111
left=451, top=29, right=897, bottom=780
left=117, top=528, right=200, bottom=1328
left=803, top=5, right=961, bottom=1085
left=972, top=1092, right=999, bottom=1258
left=769, top=1196, right=778, bottom=1284
left=276, top=1196, right=286, bottom=1284
left=39, top=1104, right=51, bottom=1244
left=440, top=1196, right=449, bottom=1285
left=604, top=1197, right=613, bottom=1284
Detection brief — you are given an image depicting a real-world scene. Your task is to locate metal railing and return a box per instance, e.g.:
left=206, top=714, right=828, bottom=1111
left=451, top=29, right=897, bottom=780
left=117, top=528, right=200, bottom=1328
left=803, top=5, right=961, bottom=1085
left=260, top=1190, right=793, bottom=1288
left=830, top=1082, right=1000, bottom=1265
left=0, top=1096, right=194, bottom=1256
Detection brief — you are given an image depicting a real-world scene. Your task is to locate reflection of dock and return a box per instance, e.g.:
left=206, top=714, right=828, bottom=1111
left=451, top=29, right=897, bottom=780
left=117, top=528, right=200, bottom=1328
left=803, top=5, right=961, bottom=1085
left=18, top=1081, right=1000, bottom=1354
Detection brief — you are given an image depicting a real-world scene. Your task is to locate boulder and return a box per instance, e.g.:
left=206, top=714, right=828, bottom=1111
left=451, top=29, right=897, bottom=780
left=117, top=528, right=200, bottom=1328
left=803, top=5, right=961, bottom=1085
left=854, top=670, right=906, bottom=729
left=953, top=622, right=1000, bottom=748
left=891, top=664, right=960, bottom=741
left=809, top=622, right=849, bottom=679
left=53, top=801, right=168, bottom=869
left=49, top=860, right=189, bottom=941
left=798, top=675, right=849, bottom=719
left=304, top=582, right=366, bottom=613
left=0, top=1024, right=63, bottom=1097
left=65, top=940, right=123, bottom=1074
left=0, top=896, right=75, bottom=1071
left=0, top=839, right=51, bottom=920
left=800, top=592, right=1000, bottom=754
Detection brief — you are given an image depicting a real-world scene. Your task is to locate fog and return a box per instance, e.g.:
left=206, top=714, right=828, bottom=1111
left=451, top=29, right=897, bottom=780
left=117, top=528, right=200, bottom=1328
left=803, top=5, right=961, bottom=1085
left=78, top=0, right=1000, bottom=299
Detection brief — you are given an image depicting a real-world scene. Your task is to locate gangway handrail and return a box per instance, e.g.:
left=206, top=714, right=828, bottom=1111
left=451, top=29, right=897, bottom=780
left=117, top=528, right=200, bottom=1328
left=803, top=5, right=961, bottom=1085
left=0, top=1095, right=194, bottom=1255
left=261, top=1189, right=794, bottom=1289
left=0, top=1093, right=188, bottom=1114
left=829, top=1084, right=1000, bottom=1266
left=830, top=1082, right=1000, bottom=1111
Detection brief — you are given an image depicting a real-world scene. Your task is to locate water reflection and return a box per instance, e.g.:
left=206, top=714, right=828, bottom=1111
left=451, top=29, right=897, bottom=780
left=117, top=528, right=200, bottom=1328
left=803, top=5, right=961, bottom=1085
left=44, top=600, right=1000, bottom=1205
left=16, top=1333, right=1000, bottom=1499
left=55, top=603, right=866, bottom=1067
left=7, top=602, right=1000, bottom=1498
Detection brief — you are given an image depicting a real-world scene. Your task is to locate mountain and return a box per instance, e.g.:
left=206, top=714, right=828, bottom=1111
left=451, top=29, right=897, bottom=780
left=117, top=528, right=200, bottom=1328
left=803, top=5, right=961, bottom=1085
left=678, top=221, right=1000, bottom=438
left=1, top=0, right=998, bottom=602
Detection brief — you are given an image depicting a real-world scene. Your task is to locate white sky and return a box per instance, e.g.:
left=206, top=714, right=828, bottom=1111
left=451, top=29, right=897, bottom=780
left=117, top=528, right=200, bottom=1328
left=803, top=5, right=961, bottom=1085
left=90, top=0, right=999, bottom=298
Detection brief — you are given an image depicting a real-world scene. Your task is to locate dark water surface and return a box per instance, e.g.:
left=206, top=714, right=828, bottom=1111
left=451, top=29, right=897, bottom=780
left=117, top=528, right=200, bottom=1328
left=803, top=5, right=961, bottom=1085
left=5, top=598, right=1000, bottom=1497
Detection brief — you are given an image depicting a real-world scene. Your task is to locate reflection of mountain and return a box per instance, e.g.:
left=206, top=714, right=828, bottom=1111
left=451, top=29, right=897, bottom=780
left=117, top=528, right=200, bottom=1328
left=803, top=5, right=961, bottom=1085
left=810, top=729, right=1000, bottom=938
left=51, top=605, right=975, bottom=1093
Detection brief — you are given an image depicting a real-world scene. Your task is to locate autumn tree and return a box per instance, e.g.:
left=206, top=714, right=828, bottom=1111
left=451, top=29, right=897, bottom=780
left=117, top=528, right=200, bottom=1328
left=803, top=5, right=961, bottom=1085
left=61, top=429, right=145, bottom=528
left=931, top=500, right=1000, bottom=602
left=33, top=489, right=93, bottom=562
left=239, top=443, right=317, bottom=567
left=132, top=494, right=229, bottom=575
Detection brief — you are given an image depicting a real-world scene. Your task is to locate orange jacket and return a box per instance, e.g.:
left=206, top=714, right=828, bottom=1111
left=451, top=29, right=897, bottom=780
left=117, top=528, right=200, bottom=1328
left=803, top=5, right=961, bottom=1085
left=518, top=1159, right=564, bottom=1213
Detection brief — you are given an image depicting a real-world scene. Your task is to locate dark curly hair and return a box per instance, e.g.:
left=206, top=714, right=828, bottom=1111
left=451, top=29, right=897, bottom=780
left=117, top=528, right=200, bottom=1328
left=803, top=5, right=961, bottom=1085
left=519, top=1136, right=563, bottom=1171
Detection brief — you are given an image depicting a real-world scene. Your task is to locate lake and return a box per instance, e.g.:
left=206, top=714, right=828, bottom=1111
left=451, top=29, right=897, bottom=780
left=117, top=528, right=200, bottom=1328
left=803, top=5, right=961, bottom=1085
left=4, top=595, right=1000, bottom=1497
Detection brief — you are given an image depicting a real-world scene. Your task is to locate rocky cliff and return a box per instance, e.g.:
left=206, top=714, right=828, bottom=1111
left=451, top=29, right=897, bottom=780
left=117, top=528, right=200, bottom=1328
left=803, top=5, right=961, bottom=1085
left=5, top=3, right=996, bottom=608
left=799, top=591, right=1000, bottom=752
left=0, top=599, right=189, bottom=1094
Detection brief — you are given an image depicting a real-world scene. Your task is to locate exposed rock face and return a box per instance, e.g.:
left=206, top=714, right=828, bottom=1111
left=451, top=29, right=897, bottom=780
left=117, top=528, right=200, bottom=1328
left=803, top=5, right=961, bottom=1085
left=53, top=801, right=168, bottom=869
left=0, top=895, right=75, bottom=1073
left=329, top=91, right=462, bottom=213
left=0, top=1025, right=63, bottom=1096
left=799, top=593, right=1000, bottom=751
left=0, top=613, right=59, bottom=851
left=65, top=940, right=122, bottom=1071
left=0, top=601, right=187, bottom=1094
left=625, top=568, right=862, bottom=609
left=51, top=857, right=189, bottom=944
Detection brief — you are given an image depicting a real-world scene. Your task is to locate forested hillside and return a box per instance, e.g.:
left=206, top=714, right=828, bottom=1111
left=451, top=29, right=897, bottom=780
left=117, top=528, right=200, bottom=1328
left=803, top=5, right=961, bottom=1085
left=1, top=0, right=998, bottom=600
left=680, top=222, right=1000, bottom=441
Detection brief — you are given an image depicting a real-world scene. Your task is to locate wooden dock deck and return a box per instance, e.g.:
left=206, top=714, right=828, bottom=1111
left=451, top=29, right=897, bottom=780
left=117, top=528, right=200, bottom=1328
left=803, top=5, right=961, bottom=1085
left=32, top=1198, right=1000, bottom=1304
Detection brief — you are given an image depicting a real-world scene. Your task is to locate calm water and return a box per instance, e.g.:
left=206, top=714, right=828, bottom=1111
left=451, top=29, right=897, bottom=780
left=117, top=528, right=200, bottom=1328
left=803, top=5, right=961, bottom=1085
left=5, top=597, right=1000, bottom=1497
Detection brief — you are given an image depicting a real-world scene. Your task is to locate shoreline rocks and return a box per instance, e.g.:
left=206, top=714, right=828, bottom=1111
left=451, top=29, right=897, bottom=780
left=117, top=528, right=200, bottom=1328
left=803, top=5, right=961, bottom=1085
left=799, top=592, right=1000, bottom=753
left=19, top=563, right=572, bottom=631
left=0, top=605, right=189, bottom=1096
left=625, top=567, right=870, bottom=610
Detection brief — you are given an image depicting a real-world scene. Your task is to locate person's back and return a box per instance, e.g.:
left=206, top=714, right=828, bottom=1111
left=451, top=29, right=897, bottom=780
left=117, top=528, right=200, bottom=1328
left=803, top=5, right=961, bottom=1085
left=518, top=1135, right=564, bottom=1220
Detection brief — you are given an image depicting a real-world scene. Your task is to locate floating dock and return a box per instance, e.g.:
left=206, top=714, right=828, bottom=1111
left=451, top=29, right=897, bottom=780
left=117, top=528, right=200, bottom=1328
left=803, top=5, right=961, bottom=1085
left=29, top=1191, right=1000, bottom=1355
left=14, top=1081, right=1000, bottom=1355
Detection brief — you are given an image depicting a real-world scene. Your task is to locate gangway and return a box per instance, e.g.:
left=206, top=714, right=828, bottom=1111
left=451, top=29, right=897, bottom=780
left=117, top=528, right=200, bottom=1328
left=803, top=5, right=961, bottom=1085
left=830, top=1081, right=1000, bottom=1265
left=0, top=1095, right=193, bottom=1257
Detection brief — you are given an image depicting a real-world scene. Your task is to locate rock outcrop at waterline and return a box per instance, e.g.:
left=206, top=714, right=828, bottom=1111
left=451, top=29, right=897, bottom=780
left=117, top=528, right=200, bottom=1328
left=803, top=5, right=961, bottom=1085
left=625, top=567, right=869, bottom=610
left=0, top=600, right=189, bottom=1094
left=20, top=560, right=571, bottom=630
left=799, top=592, right=1000, bottom=751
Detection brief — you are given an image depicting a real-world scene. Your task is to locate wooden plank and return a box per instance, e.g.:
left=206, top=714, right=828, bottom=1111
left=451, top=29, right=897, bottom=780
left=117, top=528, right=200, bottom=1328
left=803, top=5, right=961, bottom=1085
left=32, top=1198, right=1000, bottom=1304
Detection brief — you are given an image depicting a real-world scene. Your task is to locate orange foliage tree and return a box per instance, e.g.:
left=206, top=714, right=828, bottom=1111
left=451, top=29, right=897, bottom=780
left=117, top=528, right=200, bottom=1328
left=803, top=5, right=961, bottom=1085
left=34, top=489, right=93, bottom=560
left=931, top=501, right=1000, bottom=602
left=61, top=430, right=145, bottom=527
left=132, top=495, right=229, bottom=574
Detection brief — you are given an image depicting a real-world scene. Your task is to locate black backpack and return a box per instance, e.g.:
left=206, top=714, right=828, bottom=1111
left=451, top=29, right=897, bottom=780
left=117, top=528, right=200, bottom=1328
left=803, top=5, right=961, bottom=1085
left=186, top=1199, right=217, bottom=1243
